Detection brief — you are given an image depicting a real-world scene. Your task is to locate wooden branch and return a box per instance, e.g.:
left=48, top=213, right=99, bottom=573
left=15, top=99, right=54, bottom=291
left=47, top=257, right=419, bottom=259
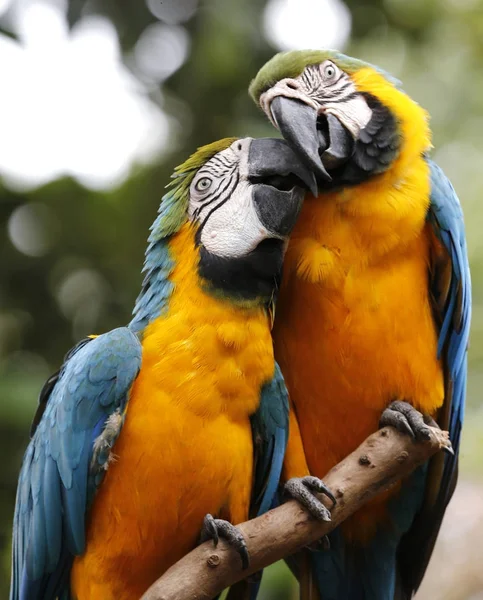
left=141, top=426, right=451, bottom=600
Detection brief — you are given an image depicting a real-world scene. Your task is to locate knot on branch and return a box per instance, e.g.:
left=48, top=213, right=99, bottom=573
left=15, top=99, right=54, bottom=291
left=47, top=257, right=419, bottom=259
left=141, top=426, right=450, bottom=600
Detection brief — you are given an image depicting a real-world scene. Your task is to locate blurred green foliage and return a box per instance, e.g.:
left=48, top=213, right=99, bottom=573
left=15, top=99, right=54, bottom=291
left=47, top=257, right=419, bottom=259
left=1, top=0, right=482, bottom=597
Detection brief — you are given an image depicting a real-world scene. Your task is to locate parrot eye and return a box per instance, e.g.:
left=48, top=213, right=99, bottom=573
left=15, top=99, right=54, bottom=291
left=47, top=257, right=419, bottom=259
left=323, top=62, right=338, bottom=81
left=195, top=177, right=212, bottom=192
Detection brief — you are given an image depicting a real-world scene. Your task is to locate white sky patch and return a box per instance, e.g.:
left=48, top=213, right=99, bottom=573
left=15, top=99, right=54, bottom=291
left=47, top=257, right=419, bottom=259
left=264, top=0, right=351, bottom=51
left=0, top=0, right=171, bottom=191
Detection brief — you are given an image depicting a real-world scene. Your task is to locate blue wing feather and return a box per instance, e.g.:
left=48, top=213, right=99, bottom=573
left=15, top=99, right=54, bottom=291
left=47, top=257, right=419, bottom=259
left=250, top=362, right=289, bottom=517
left=231, top=363, right=289, bottom=600
left=11, top=327, right=142, bottom=600
left=382, top=161, right=471, bottom=598
left=395, top=160, right=471, bottom=597
left=427, top=160, right=470, bottom=486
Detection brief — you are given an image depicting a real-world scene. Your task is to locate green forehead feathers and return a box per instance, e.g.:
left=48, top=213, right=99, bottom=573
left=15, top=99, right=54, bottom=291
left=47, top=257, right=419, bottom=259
left=151, top=137, right=238, bottom=241
left=249, top=50, right=401, bottom=102
left=172, top=137, right=239, bottom=178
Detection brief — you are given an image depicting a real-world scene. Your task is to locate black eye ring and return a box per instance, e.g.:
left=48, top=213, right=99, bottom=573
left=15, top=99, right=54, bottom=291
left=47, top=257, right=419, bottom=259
left=195, top=177, right=212, bottom=192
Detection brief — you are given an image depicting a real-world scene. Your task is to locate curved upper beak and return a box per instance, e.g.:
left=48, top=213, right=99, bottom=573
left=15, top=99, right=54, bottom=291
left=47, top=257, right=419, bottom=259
left=248, top=137, right=318, bottom=196
left=270, top=96, right=354, bottom=186
left=247, top=137, right=316, bottom=236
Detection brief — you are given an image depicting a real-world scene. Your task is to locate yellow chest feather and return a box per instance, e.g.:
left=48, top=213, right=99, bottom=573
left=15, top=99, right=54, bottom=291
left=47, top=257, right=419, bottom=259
left=274, top=158, right=444, bottom=478
left=144, top=224, right=275, bottom=419
left=71, top=225, right=275, bottom=599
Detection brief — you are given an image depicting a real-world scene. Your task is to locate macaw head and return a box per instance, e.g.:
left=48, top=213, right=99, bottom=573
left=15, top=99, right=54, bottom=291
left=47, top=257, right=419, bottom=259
left=249, top=50, right=431, bottom=190
left=149, top=137, right=315, bottom=301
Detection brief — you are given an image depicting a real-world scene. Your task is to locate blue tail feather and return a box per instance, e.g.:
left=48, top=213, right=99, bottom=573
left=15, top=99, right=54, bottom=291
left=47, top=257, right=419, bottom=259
left=308, top=466, right=427, bottom=600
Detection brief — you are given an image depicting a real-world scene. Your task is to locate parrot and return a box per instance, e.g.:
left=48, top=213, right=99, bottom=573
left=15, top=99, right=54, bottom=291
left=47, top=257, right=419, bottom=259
left=10, top=136, right=319, bottom=600
left=248, top=50, right=471, bottom=600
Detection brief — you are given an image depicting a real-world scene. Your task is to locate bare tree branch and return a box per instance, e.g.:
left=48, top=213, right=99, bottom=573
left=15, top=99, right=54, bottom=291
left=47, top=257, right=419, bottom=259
left=141, top=426, right=451, bottom=600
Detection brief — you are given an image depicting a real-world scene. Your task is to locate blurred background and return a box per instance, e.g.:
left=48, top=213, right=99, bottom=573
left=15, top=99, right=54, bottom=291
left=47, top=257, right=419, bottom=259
left=1, top=0, right=482, bottom=597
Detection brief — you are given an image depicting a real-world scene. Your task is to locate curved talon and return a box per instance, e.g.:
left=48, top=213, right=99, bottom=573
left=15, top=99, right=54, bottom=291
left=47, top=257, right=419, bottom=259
left=380, top=400, right=435, bottom=441
left=200, top=514, right=249, bottom=570
left=201, top=513, right=219, bottom=546
left=302, top=475, right=337, bottom=507
left=284, top=476, right=335, bottom=521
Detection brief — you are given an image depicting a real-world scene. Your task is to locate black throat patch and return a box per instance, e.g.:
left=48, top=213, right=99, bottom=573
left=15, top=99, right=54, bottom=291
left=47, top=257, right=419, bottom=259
left=321, top=93, right=401, bottom=189
left=197, top=237, right=284, bottom=303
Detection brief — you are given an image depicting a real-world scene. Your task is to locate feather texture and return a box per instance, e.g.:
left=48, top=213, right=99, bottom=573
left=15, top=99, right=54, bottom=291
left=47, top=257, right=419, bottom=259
left=11, top=138, right=290, bottom=600
left=262, top=59, right=471, bottom=599
left=396, top=161, right=471, bottom=597
left=11, top=328, right=142, bottom=600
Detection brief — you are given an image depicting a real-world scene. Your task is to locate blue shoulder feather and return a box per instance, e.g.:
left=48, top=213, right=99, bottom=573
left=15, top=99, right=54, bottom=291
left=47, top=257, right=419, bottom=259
left=11, top=328, right=142, bottom=600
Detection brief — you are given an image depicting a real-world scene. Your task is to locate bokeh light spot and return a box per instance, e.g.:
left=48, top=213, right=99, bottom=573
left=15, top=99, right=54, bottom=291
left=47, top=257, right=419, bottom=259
left=0, top=2, right=170, bottom=191
left=146, top=0, right=198, bottom=25
left=8, top=203, right=58, bottom=257
left=56, top=268, right=108, bottom=320
left=264, top=0, right=351, bottom=51
left=134, top=23, right=190, bottom=82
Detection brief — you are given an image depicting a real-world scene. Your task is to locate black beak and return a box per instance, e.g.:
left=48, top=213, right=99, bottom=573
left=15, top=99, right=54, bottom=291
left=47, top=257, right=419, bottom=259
left=248, top=137, right=318, bottom=196
left=270, top=96, right=354, bottom=185
left=248, top=138, right=313, bottom=236
left=322, top=114, right=354, bottom=170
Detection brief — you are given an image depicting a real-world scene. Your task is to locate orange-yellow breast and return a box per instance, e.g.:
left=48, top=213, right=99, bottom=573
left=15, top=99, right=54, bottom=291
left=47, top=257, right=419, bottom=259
left=275, top=107, right=445, bottom=540
left=70, top=225, right=275, bottom=599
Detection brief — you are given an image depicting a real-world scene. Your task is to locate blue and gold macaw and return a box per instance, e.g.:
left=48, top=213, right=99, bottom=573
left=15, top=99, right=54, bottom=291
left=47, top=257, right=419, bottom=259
left=249, top=51, right=471, bottom=599
left=10, top=136, right=318, bottom=600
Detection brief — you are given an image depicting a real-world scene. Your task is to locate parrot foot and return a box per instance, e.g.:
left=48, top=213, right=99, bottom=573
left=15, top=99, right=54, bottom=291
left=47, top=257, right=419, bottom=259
left=379, top=400, right=437, bottom=441
left=201, top=514, right=249, bottom=569
left=284, top=476, right=336, bottom=521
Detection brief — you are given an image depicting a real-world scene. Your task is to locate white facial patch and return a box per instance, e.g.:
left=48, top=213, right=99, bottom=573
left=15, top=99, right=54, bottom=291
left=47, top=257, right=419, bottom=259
left=260, top=60, right=373, bottom=138
left=188, top=139, right=273, bottom=259
left=323, top=95, right=373, bottom=138
left=199, top=180, right=270, bottom=257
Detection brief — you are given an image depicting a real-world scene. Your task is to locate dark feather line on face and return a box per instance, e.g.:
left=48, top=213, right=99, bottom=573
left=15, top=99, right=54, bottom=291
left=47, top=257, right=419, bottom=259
left=192, top=184, right=222, bottom=219
left=311, top=80, right=356, bottom=104
left=192, top=174, right=234, bottom=219
left=206, top=160, right=232, bottom=176
left=319, top=81, right=352, bottom=96
left=193, top=168, right=239, bottom=219
left=198, top=171, right=240, bottom=235
left=207, top=165, right=229, bottom=177
left=298, top=65, right=354, bottom=105
left=332, top=79, right=352, bottom=92
left=322, top=91, right=361, bottom=104
left=303, top=68, right=317, bottom=85
left=211, top=155, right=233, bottom=169
left=194, top=159, right=237, bottom=196
left=303, top=68, right=321, bottom=94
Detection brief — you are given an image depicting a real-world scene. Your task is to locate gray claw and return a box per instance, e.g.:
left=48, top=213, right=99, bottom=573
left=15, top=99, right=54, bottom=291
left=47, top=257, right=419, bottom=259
left=423, top=414, right=439, bottom=429
left=284, top=476, right=335, bottom=521
left=201, top=514, right=249, bottom=570
left=380, top=400, right=434, bottom=441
